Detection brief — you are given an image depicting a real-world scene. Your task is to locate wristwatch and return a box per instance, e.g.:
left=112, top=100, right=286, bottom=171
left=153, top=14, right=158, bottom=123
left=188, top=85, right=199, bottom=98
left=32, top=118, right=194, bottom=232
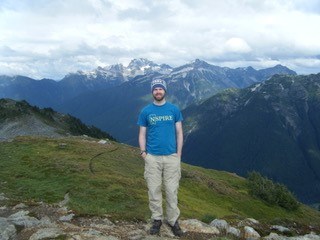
left=140, top=150, right=146, bottom=155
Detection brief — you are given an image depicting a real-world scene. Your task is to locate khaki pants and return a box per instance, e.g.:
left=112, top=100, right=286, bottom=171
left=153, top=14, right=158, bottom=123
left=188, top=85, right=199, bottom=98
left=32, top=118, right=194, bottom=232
left=144, top=153, right=181, bottom=226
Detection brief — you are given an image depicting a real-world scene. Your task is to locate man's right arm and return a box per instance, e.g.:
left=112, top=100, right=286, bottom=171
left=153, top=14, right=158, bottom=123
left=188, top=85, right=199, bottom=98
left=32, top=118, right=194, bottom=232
left=139, top=126, right=147, bottom=159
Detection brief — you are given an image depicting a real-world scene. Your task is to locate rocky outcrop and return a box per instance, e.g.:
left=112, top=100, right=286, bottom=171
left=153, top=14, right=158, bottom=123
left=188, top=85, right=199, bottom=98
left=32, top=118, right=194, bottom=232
left=1, top=192, right=319, bottom=240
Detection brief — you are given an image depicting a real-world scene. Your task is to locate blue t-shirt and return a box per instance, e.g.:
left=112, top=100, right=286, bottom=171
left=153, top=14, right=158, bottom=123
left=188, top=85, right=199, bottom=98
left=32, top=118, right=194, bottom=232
left=137, top=102, right=183, bottom=155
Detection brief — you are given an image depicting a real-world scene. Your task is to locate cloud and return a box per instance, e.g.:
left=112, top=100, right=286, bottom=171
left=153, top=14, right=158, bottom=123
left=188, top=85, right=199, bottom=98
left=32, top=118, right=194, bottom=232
left=224, top=38, right=252, bottom=53
left=0, top=0, right=320, bottom=79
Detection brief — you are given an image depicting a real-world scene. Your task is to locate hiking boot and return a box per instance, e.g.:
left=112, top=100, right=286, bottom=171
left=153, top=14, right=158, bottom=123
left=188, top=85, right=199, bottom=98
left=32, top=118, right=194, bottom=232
left=150, top=219, right=162, bottom=235
left=170, top=220, right=183, bottom=237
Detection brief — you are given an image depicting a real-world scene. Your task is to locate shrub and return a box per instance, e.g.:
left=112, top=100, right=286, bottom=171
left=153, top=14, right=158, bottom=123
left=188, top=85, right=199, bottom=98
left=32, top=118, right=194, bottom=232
left=247, top=171, right=299, bottom=211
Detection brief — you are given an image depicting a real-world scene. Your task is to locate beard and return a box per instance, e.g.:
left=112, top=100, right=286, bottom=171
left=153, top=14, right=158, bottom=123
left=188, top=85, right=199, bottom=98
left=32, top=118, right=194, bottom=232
left=153, top=93, right=165, bottom=102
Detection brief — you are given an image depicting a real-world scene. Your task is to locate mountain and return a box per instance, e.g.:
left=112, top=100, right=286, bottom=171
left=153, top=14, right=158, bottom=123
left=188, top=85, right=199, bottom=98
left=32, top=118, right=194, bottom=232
left=161, top=60, right=296, bottom=108
left=182, top=73, right=320, bottom=204
left=0, top=75, right=62, bottom=108
left=0, top=98, right=115, bottom=141
left=58, top=58, right=173, bottom=97
left=126, top=58, right=173, bottom=76
left=0, top=58, right=172, bottom=108
left=56, top=60, right=296, bottom=144
left=0, top=58, right=296, bottom=109
left=0, top=59, right=296, bottom=144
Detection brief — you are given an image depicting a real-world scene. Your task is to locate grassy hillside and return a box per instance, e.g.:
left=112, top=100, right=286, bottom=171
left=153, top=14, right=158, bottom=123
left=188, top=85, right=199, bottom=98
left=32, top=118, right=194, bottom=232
left=0, top=136, right=319, bottom=227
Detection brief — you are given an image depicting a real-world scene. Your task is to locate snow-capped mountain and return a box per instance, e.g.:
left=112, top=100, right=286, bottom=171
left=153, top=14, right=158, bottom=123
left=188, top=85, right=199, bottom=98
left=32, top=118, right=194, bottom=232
left=0, top=58, right=296, bottom=112
left=126, top=58, right=172, bottom=77
left=54, top=60, right=297, bottom=146
left=66, top=58, right=173, bottom=82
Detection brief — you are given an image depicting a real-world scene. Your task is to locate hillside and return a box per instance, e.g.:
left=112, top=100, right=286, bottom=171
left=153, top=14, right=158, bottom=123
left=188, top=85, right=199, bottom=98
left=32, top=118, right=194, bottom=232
left=0, top=98, right=115, bottom=141
left=0, top=136, right=320, bottom=239
left=182, top=73, right=320, bottom=204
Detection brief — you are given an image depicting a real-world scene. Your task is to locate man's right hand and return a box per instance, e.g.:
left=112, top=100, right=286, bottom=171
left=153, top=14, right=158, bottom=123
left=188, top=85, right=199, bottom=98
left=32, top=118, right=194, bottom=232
left=141, top=152, right=147, bottom=159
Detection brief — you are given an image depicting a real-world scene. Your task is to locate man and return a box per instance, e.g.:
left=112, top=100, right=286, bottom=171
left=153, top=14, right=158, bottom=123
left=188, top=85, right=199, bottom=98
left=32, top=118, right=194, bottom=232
left=137, top=79, right=184, bottom=237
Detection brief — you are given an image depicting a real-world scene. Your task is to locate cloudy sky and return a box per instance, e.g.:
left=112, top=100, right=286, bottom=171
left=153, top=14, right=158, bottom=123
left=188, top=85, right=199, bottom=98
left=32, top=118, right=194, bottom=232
left=0, top=0, right=320, bottom=80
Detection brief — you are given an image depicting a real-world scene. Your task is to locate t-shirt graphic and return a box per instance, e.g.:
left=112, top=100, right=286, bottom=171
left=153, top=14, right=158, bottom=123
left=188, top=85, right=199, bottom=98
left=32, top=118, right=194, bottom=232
left=148, top=114, right=174, bottom=125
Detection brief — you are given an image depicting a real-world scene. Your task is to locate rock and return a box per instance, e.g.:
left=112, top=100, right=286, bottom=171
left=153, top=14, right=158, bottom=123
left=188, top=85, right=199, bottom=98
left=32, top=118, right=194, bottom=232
left=57, top=206, right=69, bottom=215
left=244, top=226, right=261, bottom=240
left=298, top=233, right=320, bottom=240
left=0, top=193, right=8, bottom=201
left=58, top=193, right=70, bottom=207
left=59, top=213, right=75, bottom=222
left=227, top=226, right=241, bottom=238
left=86, top=229, right=104, bottom=236
left=72, top=230, right=119, bottom=240
left=59, top=143, right=67, bottom=149
left=98, top=140, right=109, bottom=144
left=180, top=219, right=219, bottom=234
left=210, top=219, right=229, bottom=231
left=89, top=217, right=115, bottom=229
left=266, top=232, right=320, bottom=240
left=13, top=203, right=27, bottom=210
left=247, top=218, right=260, bottom=224
left=103, top=217, right=115, bottom=226
left=271, top=225, right=291, bottom=233
left=127, top=229, right=145, bottom=240
left=239, top=218, right=260, bottom=227
left=0, top=217, right=17, bottom=240
left=90, top=223, right=114, bottom=230
left=264, top=232, right=284, bottom=240
left=29, top=227, right=65, bottom=240
left=7, top=210, right=40, bottom=228
left=39, top=216, right=57, bottom=227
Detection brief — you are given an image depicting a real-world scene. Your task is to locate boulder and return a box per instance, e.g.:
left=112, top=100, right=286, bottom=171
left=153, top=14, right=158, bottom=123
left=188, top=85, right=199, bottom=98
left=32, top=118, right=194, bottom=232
left=298, top=233, right=320, bottom=240
left=59, top=213, right=75, bottom=222
left=29, top=228, right=65, bottom=240
left=0, top=217, right=16, bottom=240
left=7, top=210, right=40, bottom=228
left=244, top=226, right=261, bottom=240
left=239, top=218, right=260, bottom=227
left=264, top=232, right=285, bottom=240
left=210, top=219, right=229, bottom=231
left=271, top=225, right=291, bottom=233
left=227, top=226, right=241, bottom=238
left=180, top=219, right=220, bottom=234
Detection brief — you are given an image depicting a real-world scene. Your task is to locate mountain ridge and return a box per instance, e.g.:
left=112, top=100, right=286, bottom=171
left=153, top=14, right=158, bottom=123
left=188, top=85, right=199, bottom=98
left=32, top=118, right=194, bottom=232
left=182, top=73, right=320, bottom=204
left=0, top=59, right=296, bottom=109
left=54, top=61, right=295, bottom=144
left=0, top=98, right=115, bottom=141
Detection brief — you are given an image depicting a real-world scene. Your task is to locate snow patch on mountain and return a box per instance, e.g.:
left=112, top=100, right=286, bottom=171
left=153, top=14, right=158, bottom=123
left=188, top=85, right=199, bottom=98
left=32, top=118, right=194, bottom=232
left=72, top=58, right=173, bottom=80
left=251, top=83, right=261, bottom=92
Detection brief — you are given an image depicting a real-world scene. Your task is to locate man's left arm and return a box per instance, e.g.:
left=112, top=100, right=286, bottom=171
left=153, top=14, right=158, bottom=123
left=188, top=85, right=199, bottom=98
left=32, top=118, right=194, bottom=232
left=175, top=121, right=183, bottom=158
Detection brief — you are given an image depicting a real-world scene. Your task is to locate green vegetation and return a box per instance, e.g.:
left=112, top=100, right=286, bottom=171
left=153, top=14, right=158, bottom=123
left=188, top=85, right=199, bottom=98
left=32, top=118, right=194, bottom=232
left=0, top=99, right=30, bottom=119
left=0, top=136, right=319, bottom=226
left=248, top=171, right=300, bottom=211
left=64, top=114, right=116, bottom=141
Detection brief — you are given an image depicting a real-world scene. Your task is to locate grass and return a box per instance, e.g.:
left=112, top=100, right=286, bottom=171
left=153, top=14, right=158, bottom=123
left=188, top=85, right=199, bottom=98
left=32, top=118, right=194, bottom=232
left=0, top=136, right=320, bottom=227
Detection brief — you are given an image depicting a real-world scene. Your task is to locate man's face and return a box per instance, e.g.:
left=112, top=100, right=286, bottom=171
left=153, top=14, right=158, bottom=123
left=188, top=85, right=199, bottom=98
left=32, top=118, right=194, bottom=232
left=152, top=87, right=166, bottom=101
